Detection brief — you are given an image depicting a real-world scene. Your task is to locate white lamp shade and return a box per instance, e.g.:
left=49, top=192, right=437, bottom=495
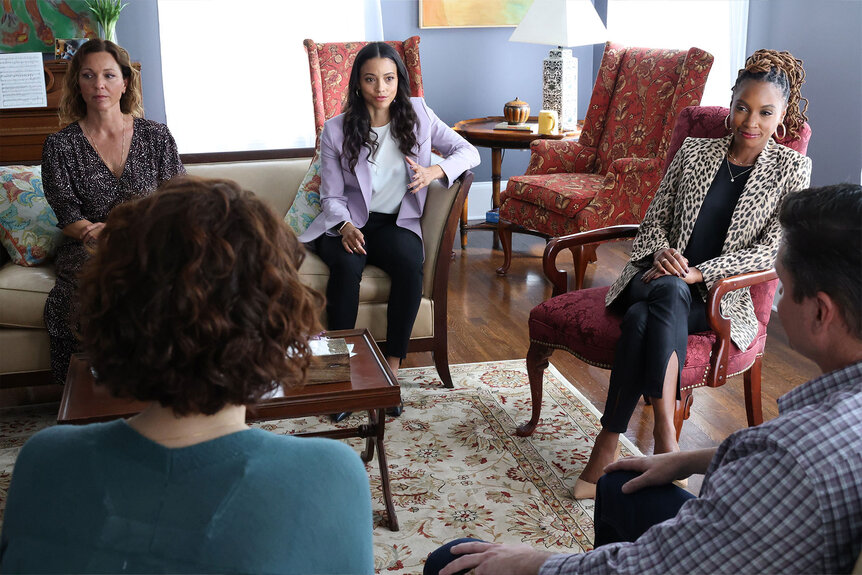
left=509, top=0, right=608, bottom=48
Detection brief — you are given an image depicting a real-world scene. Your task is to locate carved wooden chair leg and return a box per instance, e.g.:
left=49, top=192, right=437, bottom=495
left=433, top=334, right=454, bottom=389
left=496, top=222, right=514, bottom=275
left=569, top=243, right=598, bottom=291
left=460, top=195, right=469, bottom=249
left=673, top=387, right=694, bottom=441
left=744, top=355, right=764, bottom=426
left=516, top=341, right=555, bottom=436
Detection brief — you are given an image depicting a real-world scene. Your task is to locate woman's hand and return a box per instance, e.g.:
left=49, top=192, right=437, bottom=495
left=80, top=222, right=105, bottom=248
left=642, top=247, right=702, bottom=285
left=405, top=157, right=444, bottom=193
left=340, top=222, right=366, bottom=255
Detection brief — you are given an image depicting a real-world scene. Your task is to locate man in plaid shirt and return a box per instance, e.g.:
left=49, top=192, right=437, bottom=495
left=429, top=184, right=862, bottom=575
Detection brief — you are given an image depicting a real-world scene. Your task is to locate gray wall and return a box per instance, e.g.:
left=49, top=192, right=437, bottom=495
left=380, top=0, right=598, bottom=182
left=747, top=0, right=862, bottom=186
left=112, top=0, right=861, bottom=186
left=116, top=0, right=167, bottom=124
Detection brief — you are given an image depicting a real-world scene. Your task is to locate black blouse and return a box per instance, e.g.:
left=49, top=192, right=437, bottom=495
left=683, top=159, right=752, bottom=267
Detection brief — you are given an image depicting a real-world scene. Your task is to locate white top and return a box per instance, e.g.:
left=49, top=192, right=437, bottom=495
left=368, top=123, right=409, bottom=214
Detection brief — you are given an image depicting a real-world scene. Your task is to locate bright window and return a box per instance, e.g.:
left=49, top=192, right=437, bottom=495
left=606, top=0, right=749, bottom=107
left=158, top=0, right=367, bottom=153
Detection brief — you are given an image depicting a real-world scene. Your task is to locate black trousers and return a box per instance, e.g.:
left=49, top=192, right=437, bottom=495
left=312, top=212, right=423, bottom=359
left=594, top=470, right=695, bottom=545
left=601, top=270, right=709, bottom=433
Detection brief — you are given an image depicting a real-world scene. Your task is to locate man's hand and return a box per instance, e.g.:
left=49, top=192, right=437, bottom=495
left=604, top=448, right=717, bottom=494
left=439, top=541, right=553, bottom=575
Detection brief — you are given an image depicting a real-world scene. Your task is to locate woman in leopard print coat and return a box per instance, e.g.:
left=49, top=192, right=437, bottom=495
left=573, top=50, right=812, bottom=500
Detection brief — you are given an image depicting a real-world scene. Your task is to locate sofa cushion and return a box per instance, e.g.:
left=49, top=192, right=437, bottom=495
left=0, top=166, right=64, bottom=267
left=0, top=262, right=55, bottom=328
left=502, top=173, right=603, bottom=218
left=185, top=158, right=311, bottom=217
left=284, top=154, right=322, bottom=236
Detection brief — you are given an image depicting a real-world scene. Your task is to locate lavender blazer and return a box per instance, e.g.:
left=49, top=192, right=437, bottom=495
left=297, top=97, right=480, bottom=243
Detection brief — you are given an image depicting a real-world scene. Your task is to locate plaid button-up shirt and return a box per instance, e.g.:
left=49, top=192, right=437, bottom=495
left=541, top=360, right=862, bottom=575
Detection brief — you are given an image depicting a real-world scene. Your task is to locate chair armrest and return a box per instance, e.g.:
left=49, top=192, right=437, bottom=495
left=542, top=225, right=639, bottom=294
left=704, top=268, right=778, bottom=388
left=525, top=140, right=597, bottom=175
left=584, top=158, right=665, bottom=228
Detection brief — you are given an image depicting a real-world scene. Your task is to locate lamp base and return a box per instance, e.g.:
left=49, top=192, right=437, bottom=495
left=542, top=48, right=578, bottom=131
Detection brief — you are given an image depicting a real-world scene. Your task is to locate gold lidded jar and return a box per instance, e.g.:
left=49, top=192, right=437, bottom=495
left=504, top=97, right=530, bottom=125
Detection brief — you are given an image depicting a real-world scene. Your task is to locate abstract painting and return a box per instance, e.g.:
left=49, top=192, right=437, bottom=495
left=1, top=0, right=96, bottom=54
left=420, top=0, right=533, bottom=28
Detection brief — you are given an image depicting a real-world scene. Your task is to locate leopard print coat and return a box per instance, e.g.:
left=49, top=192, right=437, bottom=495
left=606, top=135, right=812, bottom=351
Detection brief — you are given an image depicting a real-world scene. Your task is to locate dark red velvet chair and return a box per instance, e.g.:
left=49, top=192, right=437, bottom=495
left=515, top=105, right=812, bottom=438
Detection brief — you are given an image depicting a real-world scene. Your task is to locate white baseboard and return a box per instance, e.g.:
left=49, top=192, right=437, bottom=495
left=465, top=180, right=506, bottom=220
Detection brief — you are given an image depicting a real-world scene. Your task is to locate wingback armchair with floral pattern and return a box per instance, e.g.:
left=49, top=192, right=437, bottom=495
left=497, top=42, right=714, bottom=289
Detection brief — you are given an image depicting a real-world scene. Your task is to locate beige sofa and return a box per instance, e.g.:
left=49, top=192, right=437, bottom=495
left=0, top=155, right=471, bottom=389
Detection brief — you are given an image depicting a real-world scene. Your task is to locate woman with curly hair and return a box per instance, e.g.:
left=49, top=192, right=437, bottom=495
left=571, top=49, right=812, bottom=499
left=298, top=42, right=479, bottom=379
left=0, top=177, right=374, bottom=574
left=42, top=38, right=184, bottom=386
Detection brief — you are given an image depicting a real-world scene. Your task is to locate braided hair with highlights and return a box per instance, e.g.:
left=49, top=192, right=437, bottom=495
left=732, top=49, right=808, bottom=141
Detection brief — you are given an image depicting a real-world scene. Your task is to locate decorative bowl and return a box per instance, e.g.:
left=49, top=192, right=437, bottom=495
left=504, top=97, right=530, bottom=125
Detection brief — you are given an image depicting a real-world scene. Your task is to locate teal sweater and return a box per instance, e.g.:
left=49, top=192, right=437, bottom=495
left=0, top=420, right=374, bottom=574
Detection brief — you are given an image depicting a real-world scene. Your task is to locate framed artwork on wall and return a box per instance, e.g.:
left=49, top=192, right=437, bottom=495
left=420, top=0, right=533, bottom=28
left=1, top=0, right=96, bottom=54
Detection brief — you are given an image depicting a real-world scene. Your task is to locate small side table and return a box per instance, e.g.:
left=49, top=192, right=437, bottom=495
left=453, top=116, right=581, bottom=249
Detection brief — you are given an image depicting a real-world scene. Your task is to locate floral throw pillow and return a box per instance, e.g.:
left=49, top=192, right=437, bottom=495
left=284, top=154, right=322, bottom=237
left=0, top=165, right=64, bottom=267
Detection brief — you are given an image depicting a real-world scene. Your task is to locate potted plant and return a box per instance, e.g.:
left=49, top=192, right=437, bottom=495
left=85, top=0, right=128, bottom=43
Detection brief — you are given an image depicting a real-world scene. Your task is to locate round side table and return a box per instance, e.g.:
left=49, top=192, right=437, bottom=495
left=453, top=116, right=580, bottom=249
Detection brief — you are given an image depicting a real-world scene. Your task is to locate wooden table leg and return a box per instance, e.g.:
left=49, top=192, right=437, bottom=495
left=491, top=147, right=502, bottom=250
left=375, top=407, right=399, bottom=531
left=360, top=410, right=376, bottom=462
left=460, top=194, right=469, bottom=249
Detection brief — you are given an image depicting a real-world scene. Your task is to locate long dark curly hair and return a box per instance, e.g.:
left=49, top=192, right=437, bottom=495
left=77, top=176, right=323, bottom=416
left=732, top=49, right=808, bottom=141
left=342, top=42, right=418, bottom=173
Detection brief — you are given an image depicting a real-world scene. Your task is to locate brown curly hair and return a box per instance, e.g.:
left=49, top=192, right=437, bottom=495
left=77, top=176, right=323, bottom=416
left=59, top=38, right=144, bottom=123
left=733, top=49, right=808, bottom=141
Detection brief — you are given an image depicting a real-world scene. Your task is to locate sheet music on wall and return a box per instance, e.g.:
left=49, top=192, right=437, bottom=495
left=0, top=52, right=47, bottom=110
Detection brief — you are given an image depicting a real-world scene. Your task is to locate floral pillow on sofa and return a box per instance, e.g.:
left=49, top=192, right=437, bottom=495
left=284, top=154, right=322, bottom=237
left=0, top=165, right=63, bottom=267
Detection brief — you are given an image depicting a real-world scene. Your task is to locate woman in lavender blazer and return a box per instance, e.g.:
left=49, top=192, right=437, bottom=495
left=298, top=42, right=479, bottom=380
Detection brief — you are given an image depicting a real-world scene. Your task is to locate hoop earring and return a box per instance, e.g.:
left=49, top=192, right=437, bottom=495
left=724, top=113, right=731, bottom=131
left=775, top=123, right=786, bottom=140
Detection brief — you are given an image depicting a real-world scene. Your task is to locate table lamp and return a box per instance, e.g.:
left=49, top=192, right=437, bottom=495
left=509, top=0, right=608, bottom=130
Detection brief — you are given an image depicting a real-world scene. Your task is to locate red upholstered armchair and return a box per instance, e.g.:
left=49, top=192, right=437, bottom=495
left=515, top=105, right=812, bottom=438
left=497, top=42, right=714, bottom=289
left=303, top=37, right=424, bottom=143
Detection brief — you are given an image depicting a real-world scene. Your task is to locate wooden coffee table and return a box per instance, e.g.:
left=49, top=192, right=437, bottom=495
left=57, top=328, right=402, bottom=530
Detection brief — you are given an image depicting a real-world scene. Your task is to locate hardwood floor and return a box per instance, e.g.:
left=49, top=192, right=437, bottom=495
left=403, top=228, right=821, bottom=492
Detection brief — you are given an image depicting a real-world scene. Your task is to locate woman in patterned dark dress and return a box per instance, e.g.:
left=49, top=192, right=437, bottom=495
left=42, top=39, right=184, bottom=385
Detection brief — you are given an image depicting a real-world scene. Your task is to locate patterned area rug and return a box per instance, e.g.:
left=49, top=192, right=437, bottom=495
left=0, top=360, right=640, bottom=574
